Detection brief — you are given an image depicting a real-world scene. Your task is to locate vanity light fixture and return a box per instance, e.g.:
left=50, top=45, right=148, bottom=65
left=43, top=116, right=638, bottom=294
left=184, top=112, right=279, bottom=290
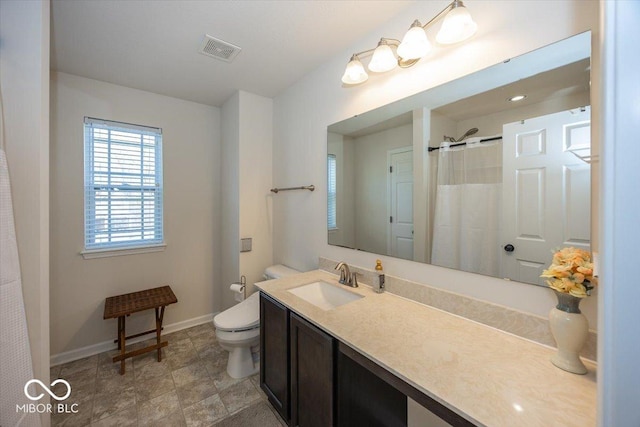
left=341, top=0, right=477, bottom=85
left=368, top=39, right=398, bottom=73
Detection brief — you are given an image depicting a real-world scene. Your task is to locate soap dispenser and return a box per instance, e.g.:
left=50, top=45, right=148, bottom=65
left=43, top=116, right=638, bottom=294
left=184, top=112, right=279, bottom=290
left=373, top=259, right=385, bottom=293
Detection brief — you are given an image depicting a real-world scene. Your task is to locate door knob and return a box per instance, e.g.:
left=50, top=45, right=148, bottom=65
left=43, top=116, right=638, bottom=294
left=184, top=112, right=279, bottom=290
left=504, top=244, right=515, bottom=252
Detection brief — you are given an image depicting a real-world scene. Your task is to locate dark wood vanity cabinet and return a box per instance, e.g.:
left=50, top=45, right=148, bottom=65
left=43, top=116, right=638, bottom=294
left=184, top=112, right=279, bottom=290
left=290, top=313, right=335, bottom=427
left=337, top=343, right=406, bottom=427
left=260, top=291, right=473, bottom=427
left=260, top=293, right=290, bottom=422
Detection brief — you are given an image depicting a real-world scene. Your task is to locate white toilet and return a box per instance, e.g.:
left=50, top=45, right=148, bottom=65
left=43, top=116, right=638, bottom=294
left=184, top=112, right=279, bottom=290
left=213, top=264, right=299, bottom=378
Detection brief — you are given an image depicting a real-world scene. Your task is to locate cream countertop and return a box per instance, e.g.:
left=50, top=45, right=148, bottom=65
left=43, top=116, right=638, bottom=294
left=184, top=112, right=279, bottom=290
left=255, top=270, right=596, bottom=427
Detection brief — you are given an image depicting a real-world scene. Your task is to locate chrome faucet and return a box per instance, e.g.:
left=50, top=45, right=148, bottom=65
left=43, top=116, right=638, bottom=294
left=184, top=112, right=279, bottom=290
left=335, top=262, right=358, bottom=288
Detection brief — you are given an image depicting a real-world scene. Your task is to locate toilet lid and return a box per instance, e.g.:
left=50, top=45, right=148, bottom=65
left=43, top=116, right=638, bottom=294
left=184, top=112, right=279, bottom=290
left=214, top=291, right=260, bottom=331
left=264, top=264, right=299, bottom=279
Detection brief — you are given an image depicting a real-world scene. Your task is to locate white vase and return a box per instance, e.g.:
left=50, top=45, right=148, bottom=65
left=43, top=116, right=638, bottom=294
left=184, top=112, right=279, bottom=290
left=548, top=291, right=589, bottom=374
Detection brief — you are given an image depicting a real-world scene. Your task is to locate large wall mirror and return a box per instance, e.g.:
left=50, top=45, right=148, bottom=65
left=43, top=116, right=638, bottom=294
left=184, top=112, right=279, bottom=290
left=327, top=32, right=592, bottom=287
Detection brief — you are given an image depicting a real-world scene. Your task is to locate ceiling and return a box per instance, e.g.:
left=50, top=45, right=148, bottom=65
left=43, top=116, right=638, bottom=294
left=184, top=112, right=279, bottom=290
left=51, top=0, right=415, bottom=107
left=433, top=58, right=591, bottom=122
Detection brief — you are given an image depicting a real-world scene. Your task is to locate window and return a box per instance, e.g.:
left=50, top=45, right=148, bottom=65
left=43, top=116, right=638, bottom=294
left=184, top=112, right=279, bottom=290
left=83, top=117, right=164, bottom=253
left=327, top=154, right=337, bottom=230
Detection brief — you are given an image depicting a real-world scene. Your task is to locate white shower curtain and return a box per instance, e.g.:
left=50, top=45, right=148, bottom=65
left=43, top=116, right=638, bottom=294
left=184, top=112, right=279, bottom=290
left=0, top=93, right=41, bottom=425
left=431, top=137, right=502, bottom=276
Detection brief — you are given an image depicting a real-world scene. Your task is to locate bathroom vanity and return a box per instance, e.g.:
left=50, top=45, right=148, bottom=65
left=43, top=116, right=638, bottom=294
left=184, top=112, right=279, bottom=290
left=257, top=270, right=596, bottom=427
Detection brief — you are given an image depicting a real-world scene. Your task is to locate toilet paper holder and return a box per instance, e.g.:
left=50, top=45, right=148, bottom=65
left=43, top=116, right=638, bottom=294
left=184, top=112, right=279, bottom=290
left=230, top=275, right=247, bottom=301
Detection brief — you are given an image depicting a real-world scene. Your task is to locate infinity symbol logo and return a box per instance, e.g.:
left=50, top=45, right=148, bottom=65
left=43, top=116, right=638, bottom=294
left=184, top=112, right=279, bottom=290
left=24, top=379, right=72, bottom=401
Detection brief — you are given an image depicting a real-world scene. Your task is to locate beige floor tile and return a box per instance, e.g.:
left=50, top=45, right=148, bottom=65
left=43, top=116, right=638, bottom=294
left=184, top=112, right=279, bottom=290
left=90, top=405, right=137, bottom=427
left=165, top=338, right=195, bottom=356
left=60, top=355, right=99, bottom=377
left=134, top=358, right=170, bottom=382
left=96, top=358, right=134, bottom=380
left=137, top=390, right=181, bottom=426
left=196, top=342, right=226, bottom=361
left=171, top=361, right=210, bottom=388
left=135, top=372, right=176, bottom=403
left=131, top=349, right=161, bottom=370
left=52, top=408, right=93, bottom=427
left=51, top=364, right=62, bottom=380
left=219, top=379, right=261, bottom=415
left=92, top=386, right=136, bottom=422
left=249, top=373, right=260, bottom=388
left=50, top=325, right=277, bottom=427
left=176, top=377, right=218, bottom=408
left=148, top=409, right=186, bottom=426
left=209, top=367, right=244, bottom=392
left=167, top=348, right=200, bottom=371
left=190, top=332, right=217, bottom=351
left=55, top=370, right=97, bottom=403
left=212, top=401, right=284, bottom=427
left=164, top=329, right=191, bottom=343
left=182, top=394, right=228, bottom=427
left=201, top=354, right=227, bottom=377
left=95, top=371, right=134, bottom=395
left=185, top=323, right=215, bottom=338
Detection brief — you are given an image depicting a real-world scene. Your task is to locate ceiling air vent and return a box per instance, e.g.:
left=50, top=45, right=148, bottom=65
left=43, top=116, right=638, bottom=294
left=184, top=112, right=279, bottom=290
left=199, top=35, right=241, bottom=63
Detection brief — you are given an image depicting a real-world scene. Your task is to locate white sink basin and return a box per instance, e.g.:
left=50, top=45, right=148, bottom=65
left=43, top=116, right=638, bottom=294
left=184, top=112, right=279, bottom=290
left=287, top=281, right=363, bottom=310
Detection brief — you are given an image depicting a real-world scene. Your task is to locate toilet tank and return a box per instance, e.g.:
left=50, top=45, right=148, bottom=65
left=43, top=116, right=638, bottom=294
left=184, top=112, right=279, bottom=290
left=263, top=264, right=299, bottom=280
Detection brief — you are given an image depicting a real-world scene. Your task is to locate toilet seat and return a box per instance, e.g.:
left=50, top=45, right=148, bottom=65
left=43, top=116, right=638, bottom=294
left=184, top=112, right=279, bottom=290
left=213, top=292, right=260, bottom=332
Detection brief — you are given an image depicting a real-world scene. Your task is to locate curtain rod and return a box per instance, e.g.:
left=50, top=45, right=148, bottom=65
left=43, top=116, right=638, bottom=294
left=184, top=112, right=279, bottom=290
left=427, top=136, right=502, bottom=152
left=270, top=185, right=315, bottom=194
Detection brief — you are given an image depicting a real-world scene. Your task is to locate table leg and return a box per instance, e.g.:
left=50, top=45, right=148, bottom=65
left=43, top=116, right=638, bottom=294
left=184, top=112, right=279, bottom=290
left=118, top=316, right=126, bottom=375
left=155, top=306, right=166, bottom=362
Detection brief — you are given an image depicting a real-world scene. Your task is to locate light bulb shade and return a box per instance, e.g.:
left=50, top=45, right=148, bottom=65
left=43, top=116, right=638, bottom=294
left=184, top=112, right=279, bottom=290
left=398, top=26, right=432, bottom=60
left=436, top=4, right=477, bottom=45
left=341, top=57, right=368, bottom=85
left=368, top=43, right=397, bottom=73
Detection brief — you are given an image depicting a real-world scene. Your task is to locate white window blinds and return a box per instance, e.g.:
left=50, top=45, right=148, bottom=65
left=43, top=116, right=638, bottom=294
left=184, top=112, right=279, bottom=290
left=327, top=154, right=337, bottom=230
left=83, top=117, right=164, bottom=251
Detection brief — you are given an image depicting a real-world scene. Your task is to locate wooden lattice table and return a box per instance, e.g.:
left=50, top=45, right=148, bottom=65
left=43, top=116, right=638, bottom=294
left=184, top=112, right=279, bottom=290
left=103, top=286, right=178, bottom=375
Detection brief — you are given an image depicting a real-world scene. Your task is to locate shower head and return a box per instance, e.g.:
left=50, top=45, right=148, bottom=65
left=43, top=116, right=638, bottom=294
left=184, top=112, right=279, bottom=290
left=456, top=128, right=479, bottom=142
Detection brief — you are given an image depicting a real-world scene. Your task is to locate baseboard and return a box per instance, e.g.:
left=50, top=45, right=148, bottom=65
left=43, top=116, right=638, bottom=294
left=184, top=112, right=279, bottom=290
left=50, top=312, right=219, bottom=367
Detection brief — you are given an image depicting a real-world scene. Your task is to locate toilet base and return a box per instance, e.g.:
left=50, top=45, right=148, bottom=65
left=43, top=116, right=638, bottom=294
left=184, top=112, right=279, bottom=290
left=226, top=346, right=259, bottom=379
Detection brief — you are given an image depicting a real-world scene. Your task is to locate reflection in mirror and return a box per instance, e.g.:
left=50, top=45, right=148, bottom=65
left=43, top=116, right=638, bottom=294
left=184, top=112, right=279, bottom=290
left=327, top=32, right=592, bottom=286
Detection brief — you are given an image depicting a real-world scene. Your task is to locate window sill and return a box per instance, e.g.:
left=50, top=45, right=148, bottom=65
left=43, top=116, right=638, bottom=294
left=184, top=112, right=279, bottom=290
left=328, top=228, right=339, bottom=233
left=81, top=243, right=166, bottom=260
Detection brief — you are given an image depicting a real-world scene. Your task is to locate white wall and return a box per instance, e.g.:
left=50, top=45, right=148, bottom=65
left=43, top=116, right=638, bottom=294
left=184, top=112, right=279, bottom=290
left=221, top=91, right=274, bottom=307
left=599, top=1, right=640, bottom=425
left=50, top=72, right=221, bottom=357
left=0, top=1, right=51, bottom=424
left=353, top=124, right=412, bottom=254
left=273, top=0, right=599, bottom=323
left=238, top=92, right=274, bottom=299
left=221, top=92, right=241, bottom=309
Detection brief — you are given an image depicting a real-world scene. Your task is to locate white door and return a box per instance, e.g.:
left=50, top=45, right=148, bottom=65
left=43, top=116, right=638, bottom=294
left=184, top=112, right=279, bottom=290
left=502, top=107, right=591, bottom=285
left=388, top=148, right=413, bottom=260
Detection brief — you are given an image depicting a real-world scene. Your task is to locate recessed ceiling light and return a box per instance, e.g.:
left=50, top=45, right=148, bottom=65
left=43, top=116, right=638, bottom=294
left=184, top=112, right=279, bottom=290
left=508, top=95, right=527, bottom=102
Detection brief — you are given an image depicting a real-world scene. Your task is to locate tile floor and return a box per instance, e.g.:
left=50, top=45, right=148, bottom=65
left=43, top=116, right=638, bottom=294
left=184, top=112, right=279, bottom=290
left=50, top=323, right=286, bottom=427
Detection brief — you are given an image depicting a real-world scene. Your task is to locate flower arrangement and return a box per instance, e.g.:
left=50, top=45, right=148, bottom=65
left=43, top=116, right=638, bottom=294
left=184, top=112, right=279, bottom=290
left=540, top=247, right=597, bottom=298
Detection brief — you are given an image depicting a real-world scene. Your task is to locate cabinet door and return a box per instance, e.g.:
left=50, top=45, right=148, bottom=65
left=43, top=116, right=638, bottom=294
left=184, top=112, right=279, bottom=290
left=290, top=313, right=335, bottom=427
left=260, top=293, right=290, bottom=422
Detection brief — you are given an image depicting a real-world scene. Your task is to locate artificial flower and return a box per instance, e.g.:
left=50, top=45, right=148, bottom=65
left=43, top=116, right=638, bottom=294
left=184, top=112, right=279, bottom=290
left=541, top=247, right=597, bottom=298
